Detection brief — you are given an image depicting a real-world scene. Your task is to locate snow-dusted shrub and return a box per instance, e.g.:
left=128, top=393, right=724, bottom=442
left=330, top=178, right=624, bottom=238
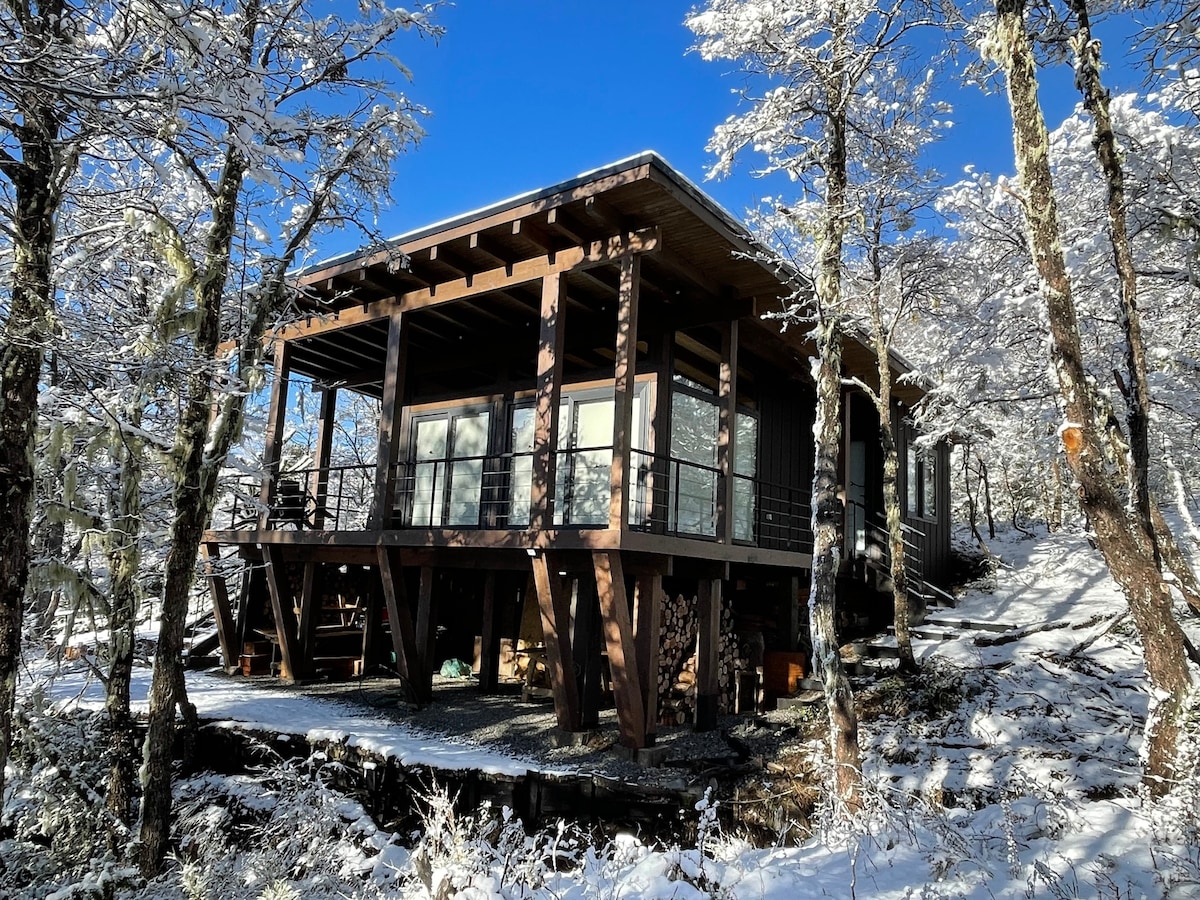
left=0, top=698, right=138, bottom=899
left=167, top=747, right=396, bottom=898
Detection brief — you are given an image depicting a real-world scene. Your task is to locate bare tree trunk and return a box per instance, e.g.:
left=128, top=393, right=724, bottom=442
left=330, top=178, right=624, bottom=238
left=979, top=452, right=997, bottom=540
left=31, top=351, right=67, bottom=639
left=992, top=0, right=1195, bottom=794
left=805, top=16, right=862, bottom=802
left=863, top=212, right=917, bottom=673
left=809, top=318, right=862, bottom=810
left=138, top=149, right=245, bottom=873
left=0, top=60, right=66, bottom=810
left=1067, top=0, right=1159, bottom=567
left=107, top=406, right=143, bottom=835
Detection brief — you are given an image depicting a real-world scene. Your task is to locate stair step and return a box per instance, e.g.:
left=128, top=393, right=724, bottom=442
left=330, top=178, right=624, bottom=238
left=924, top=617, right=1015, bottom=634
left=887, top=625, right=959, bottom=642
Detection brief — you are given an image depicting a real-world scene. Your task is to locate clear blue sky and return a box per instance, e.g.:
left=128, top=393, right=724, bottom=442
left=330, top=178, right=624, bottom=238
left=331, top=1, right=1144, bottom=259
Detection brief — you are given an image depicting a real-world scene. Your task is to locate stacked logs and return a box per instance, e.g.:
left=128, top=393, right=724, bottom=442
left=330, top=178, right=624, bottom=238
left=655, top=591, right=739, bottom=724
left=657, top=593, right=698, bottom=725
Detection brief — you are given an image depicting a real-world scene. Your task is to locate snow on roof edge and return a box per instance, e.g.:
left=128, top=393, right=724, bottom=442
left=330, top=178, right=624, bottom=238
left=298, top=151, right=757, bottom=276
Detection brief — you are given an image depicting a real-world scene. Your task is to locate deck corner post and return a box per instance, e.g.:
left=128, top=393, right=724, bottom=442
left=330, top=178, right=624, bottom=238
left=609, top=253, right=641, bottom=533
left=531, top=273, right=567, bottom=532
left=372, top=308, right=408, bottom=529
left=531, top=551, right=581, bottom=733
left=716, top=319, right=739, bottom=544
left=695, top=576, right=722, bottom=731
left=259, top=340, right=293, bottom=528
left=593, top=550, right=646, bottom=749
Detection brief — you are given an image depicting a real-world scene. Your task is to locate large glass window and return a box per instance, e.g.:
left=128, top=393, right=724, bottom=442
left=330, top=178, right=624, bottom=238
left=668, top=387, right=758, bottom=540
left=508, top=386, right=646, bottom=528
left=408, top=408, right=490, bottom=527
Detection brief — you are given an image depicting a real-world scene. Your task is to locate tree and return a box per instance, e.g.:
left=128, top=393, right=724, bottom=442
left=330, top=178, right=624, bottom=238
left=113, top=0, right=439, bottom=871
left=688, top=0, right=942, bottom=810
left=0, top=0, right=147, bottom=815
left=985, top=0, right=1196, bottom=793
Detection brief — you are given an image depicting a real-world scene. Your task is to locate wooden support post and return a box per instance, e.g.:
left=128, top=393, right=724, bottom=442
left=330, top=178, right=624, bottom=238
left=633, top=574, right=662, bottom=742
left=531, top=273, right=566, bottom=531
left=359, top=577, right=381, bottom=671
left=531, top=552, right=581, bottom=732
left=377, top=546, right=421, bottom=695
left=572, top=576, right=603, bottom=729
left=414, top=566, right=437, bottom=700
left=262, top=546, right=301, bottom=682
left=235, top=566, right=253, bottom=658
left=696, top=576, right=722, bottom=731
left=478, top=571, right=500, bottom=693
left=372, top=309, right=408, bottom=528
left=295, top=561, right=319, bottom=678
left=649, top=333, right=674, bottom=534
left=609, top=254, right=641, bottom=532
left=201, top=543, right=238, bottom=670
left=312, top=387, right=338, bottom=528
left=594, top=552, right=647, bottom=749
left=259, top=341, right=292, bottom=528
left=716, top=320, right=739, bottom=543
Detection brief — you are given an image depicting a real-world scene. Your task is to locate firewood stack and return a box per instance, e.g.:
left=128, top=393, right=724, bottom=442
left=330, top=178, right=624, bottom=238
left=654, top=591, right=740, bottom=724
left=657, top=593, right=698, bottom=725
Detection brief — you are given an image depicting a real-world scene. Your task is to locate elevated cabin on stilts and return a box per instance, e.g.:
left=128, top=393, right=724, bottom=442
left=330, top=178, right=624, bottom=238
left=202, top=153, right=952, bottom=751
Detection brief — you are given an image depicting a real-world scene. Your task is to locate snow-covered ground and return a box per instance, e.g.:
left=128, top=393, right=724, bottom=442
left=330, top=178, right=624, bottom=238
left=5, top=527, right=1199, bottom=899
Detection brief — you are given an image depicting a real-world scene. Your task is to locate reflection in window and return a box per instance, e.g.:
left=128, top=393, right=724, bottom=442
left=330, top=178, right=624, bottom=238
left=907, top=442, right=937, bottom=520
left=409, top=410, right=489, bottom=527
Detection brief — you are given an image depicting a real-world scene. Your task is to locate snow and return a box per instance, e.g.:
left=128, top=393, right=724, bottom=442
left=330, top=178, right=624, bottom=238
left=37, top=664, right=543, bottom=779
left=9, top=527, right=1200, bottom=899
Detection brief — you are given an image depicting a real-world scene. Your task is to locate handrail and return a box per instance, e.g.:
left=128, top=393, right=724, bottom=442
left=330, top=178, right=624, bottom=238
left=227, top=447, right=816, bottom=555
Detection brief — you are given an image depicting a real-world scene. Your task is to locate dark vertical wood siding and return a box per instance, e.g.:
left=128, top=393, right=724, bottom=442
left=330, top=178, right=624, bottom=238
left=758, top=378, right=816, bottom=509
left=895, top=408, right=952, bottom=587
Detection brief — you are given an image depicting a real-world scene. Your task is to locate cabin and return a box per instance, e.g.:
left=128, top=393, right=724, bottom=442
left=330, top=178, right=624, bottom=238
left=201, top=153, right=952, bottom=752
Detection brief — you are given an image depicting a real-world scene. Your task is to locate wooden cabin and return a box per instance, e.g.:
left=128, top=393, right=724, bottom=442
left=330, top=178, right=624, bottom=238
left=202, top=153, right=952, bottom=751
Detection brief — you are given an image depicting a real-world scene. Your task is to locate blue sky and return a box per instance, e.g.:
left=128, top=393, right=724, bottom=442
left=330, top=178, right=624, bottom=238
left=331, top=1, right=1145, bottom=258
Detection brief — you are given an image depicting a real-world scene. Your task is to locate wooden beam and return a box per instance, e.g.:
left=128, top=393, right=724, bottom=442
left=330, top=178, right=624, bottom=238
left=531, top=552, right=581, bottom=732
left=262, top=546, right=302, bottom=682
left=273, top=228, right=661, bottom=343
left=633, top=574, right=662, bottom=741
left=530, top=272, right=567, bottom=531
left=469, top=231, right=516, bottom=273
left=427, top=243, right=476, bottom=279
left=512, top=217, right=559, bottom=258
left=695, top=576, right=722, bottom=730
left=593, top=551, right=647, bottom=749
left=377, top=546, right=421, bottom=696
left=201, top=542, right=238, bottom=670
left=414, top=565, right=437, bottom=700
left=371, top=310, right=407, bottom=528
left=609, top=253, right=641, bottom=533
left=546, top=206, right=590, bottom=245
left=478, top=571, right=499, bottom=693
left=716, top=320, right=739, bottom=543
left=581, top=195, right=629, bottom=233
left=258, top=341, right=292, bottom=527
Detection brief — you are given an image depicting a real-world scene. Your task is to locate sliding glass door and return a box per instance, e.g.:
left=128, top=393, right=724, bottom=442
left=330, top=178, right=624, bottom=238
left=409, top=408, right=490, bottom=527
